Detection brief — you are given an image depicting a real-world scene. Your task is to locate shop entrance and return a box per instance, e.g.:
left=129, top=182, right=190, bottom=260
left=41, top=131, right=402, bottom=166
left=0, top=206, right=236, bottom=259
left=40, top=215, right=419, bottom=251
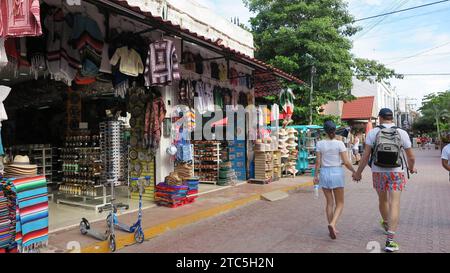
left=2, top=79, right=156, bottom=231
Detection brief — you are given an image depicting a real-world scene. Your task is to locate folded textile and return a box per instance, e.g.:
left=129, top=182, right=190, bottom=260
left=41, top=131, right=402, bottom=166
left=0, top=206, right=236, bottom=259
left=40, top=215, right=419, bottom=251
left=7, top=176, right=48, bottom=253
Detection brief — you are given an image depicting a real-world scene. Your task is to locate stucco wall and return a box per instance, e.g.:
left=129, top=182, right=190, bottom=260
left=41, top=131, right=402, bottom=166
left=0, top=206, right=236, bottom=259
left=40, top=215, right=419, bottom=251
left=124, top=0, right=255, bottom=57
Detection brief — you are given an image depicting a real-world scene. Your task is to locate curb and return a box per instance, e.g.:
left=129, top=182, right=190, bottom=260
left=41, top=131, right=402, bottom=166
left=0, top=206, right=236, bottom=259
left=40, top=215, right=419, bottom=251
left=81, top=181, right=314, bottom=253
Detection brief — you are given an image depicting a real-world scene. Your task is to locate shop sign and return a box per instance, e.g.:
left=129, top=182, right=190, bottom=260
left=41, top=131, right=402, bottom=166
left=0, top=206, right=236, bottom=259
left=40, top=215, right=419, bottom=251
left=66, top=0, right=81, bottom=5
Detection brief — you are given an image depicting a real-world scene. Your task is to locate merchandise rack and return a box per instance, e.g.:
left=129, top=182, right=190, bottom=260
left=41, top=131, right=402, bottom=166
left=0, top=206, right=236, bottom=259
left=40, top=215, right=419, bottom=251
left=56, top=184, right=111, bottom=212
left=193, top=141, right=222, bottom=184
left=254, top=150, right=274, bottom=183
left=272, top=151, right=282, bottom=180
left=56, top=131, right=110, bottom=211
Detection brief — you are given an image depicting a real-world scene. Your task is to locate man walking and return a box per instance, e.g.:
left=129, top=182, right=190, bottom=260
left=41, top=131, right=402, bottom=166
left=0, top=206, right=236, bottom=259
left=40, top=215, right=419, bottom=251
left=442, top=143, right=450, bottom=181
left=353, top=108, right=416, bottom=253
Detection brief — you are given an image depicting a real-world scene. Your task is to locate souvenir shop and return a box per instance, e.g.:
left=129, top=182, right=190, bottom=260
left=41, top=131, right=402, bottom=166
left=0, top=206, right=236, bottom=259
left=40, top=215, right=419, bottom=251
left=0, top=0, right=303, bottom=251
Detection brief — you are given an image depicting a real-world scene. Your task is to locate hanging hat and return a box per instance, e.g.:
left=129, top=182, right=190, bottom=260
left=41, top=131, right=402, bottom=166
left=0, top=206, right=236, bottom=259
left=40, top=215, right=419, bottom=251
left=279, top=129, right=288, bottom=135
left=287, top=128, right=298, bottom=134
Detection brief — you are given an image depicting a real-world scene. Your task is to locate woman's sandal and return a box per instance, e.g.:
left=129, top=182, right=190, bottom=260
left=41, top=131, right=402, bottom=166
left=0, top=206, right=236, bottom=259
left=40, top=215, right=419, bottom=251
left=328, top=225, right=337, bottom=240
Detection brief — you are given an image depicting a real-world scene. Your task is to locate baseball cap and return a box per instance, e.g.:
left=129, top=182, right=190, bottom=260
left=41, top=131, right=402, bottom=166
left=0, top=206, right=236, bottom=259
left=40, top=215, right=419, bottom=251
left=323, top=120, right=336, bottom=133
left=378, top=108, right=393, bottom=118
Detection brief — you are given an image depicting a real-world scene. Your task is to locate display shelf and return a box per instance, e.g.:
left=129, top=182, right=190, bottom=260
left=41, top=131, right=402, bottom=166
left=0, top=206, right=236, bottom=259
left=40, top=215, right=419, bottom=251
left=56, top=184, right=111, bottom=212
left=192, top=141, right=223, bottom=184
left=7, top=145, right=56, bottom=184
left=254, top=150, right=274, bottom=182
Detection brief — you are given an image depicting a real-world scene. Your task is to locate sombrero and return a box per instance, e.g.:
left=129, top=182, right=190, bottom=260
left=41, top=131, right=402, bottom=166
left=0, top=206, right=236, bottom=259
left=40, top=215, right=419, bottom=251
left=7, top=155, right=37, bottom=169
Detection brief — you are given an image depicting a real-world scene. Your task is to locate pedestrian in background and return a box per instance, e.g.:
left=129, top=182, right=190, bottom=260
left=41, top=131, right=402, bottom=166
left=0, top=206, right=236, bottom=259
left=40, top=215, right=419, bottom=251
left=353, top=108, right=417, bottom=253
left=352, top=132, right=361, bottom=165
left=313, top=120, right=356, bottom=240
left=442, top=143, right=450, bottom=181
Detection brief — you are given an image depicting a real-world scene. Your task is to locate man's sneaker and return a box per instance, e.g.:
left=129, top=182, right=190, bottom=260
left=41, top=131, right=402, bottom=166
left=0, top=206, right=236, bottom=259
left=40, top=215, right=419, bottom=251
left=380, top=220, right=389, bottom=235
left=384, top=241, right=400, bottom=253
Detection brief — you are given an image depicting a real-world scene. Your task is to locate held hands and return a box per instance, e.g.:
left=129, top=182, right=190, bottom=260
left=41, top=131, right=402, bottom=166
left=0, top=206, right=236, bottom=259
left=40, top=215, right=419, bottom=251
left=352, top=171, right=362, bottom=182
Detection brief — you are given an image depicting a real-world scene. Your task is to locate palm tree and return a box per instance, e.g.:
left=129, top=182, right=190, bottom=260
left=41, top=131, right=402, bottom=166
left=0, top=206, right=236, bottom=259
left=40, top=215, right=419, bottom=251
left=422, top=102, right=449, bottom=148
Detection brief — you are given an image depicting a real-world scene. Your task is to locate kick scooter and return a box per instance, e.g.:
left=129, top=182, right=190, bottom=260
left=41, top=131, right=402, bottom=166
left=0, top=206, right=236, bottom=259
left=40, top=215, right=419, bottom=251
left=80, top=179, right=129, bottom=252
left=106, top=176, right=150, bottom=244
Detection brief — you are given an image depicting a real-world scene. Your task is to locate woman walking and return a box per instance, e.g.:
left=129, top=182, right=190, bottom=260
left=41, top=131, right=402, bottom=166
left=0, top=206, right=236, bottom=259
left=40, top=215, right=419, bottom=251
left=352, top=132, right=361, bottom=165
left=313, top=121, right=356, bottom=239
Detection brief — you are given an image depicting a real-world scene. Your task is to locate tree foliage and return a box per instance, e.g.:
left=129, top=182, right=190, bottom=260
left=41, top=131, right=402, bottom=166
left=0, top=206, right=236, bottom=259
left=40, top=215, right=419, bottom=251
left=244, top=0, right=402, bottom=124
left=415, top=91, right=450, bottom=139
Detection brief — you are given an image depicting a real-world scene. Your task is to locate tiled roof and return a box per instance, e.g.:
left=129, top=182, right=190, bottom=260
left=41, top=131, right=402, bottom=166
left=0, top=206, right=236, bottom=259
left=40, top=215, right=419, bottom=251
left=108, top=0, right=305, bottom=85
left=341, top=96, right=375, bottom=120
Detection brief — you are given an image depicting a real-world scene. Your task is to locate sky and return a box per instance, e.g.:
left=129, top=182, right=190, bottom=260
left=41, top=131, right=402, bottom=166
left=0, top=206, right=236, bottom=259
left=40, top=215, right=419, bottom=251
left=194, top=0, right=450, bottom=107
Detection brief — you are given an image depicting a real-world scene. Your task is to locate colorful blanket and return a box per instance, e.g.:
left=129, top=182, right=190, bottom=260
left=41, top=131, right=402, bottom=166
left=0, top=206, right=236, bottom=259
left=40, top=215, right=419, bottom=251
left=9, top=176, right=48, bottom=252
left=0, top=180, right=16, bottom=251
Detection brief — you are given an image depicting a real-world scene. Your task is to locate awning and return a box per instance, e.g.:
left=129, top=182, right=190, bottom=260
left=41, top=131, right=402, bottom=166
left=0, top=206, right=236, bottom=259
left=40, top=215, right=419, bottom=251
left=341, top=96, right=376, bottom=120
left=84, top=0, right=305, bottom=87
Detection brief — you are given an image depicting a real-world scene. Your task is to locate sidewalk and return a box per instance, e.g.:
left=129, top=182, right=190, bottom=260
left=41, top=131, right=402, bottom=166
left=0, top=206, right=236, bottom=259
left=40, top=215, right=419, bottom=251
left=45, top=176, right=313, bottom=253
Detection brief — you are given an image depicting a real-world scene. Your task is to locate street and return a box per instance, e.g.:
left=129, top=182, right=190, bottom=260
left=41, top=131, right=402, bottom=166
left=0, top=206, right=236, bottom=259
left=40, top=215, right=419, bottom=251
left=119, top=148, right=450, bottom=253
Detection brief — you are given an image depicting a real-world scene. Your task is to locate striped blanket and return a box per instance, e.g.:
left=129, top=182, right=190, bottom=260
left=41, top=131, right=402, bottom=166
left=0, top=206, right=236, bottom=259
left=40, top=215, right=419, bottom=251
left=0, top=180, right=16, bottom=251
left=10, top=176, right=49, bottom=252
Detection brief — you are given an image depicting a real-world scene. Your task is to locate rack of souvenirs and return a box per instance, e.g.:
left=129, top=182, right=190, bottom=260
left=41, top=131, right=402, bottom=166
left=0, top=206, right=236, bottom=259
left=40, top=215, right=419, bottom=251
left=253, top=141, right=274, bottom=184
left=272, top=151, right=282, bottom=181
left=128, top=90, right=162, bottom=202
left=192, top=140, right=223, bottom=184
left=227, top=140, right=247, bottom=181
left=291, top=126, right=320, bottom=175
left=278, top=128, right=299, bottom=177
left=56, top=130, right=111, bottom=211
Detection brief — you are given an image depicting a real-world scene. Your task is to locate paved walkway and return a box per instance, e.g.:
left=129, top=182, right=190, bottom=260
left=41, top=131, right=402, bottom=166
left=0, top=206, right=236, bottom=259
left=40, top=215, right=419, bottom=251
left=119, top=149, right=450, bottom=253
left=45, top=176, right=312, bottom=252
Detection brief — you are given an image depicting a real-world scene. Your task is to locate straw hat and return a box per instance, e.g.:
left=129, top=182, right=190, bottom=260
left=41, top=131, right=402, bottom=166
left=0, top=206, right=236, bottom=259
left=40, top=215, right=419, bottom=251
left=4, top=155, right=37, bottom=178
left=287, top=139, right=298, bottom=146
left=287, top=128, right=298, bottom=134
left=278, top=129, right=288, bottom=136
left=8, top=155, right=37, bottom=169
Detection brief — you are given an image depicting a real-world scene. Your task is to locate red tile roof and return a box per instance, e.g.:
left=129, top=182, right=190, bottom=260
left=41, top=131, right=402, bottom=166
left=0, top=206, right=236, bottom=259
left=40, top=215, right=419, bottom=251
left=108, top=0, right=305, bottom=85
left=341, top=96, right=375, bottom=120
